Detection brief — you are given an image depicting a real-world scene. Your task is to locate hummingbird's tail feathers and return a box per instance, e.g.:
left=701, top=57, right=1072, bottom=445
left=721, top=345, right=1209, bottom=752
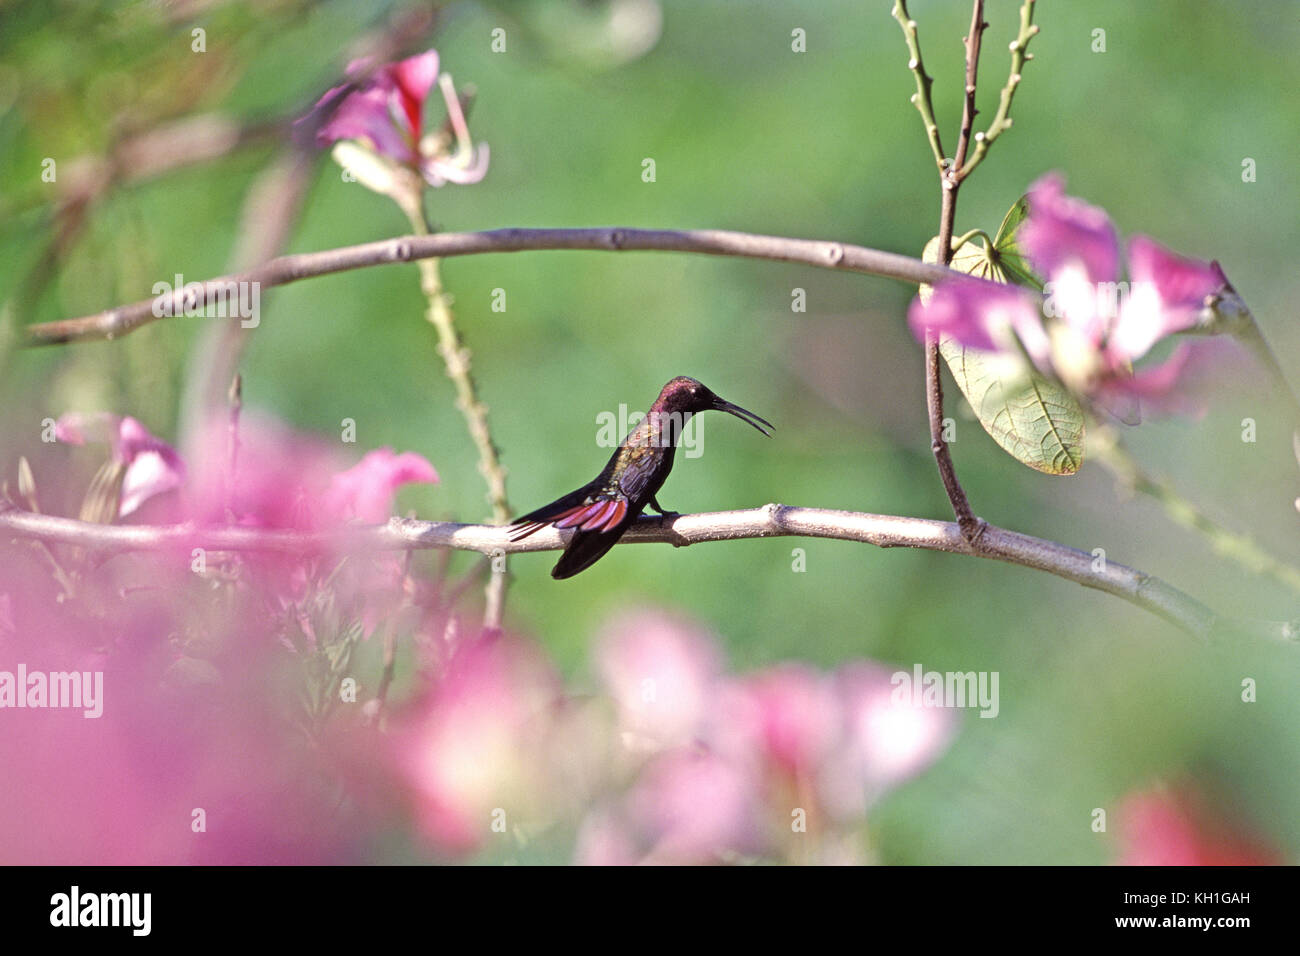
left=550, top=529, right=624, bottom=579
left=554, top=497, right=628, bottom=532
left=508, top=494, right=629, bottom=541
left=508, top=488, right=593, bottom=541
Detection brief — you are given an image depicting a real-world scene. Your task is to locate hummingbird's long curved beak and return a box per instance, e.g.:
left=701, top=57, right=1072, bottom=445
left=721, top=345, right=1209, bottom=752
left=712, top=396, right=774, bottom=437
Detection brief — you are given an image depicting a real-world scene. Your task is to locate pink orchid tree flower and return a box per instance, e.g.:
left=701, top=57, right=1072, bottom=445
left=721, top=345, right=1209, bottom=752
left=909, top=173, right=1238, bottom=419
left=623, top=748, right=765, bottom=864
left=312, top=49, right=488, bottom=189
left=180, top=413, right=438, bottom=639
left=324, top=448, right=440, bottom=524
left=55, top=412, right=186, bottom=517
left=185, top=414, right=438, bottom=531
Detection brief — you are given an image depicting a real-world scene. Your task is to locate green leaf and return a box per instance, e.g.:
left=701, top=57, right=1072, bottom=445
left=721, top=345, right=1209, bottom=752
left=992, top=194, right=1041, bottom=290
left=938, top=336, right=1085, bottom=475
left=921, top=213, right=1085, bottom=476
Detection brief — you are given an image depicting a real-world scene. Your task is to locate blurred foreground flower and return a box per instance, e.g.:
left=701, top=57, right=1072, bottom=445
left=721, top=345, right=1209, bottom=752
left=910, top=173, right=1239, bottom=419
left=183, top=412, right=437, bottom=530
left=309, top=48, right=488, bottom=197
left=571, top=610, right=956, bottom=864
left=2, top=413, right=442, bottom=862
left=394, top=635, right=563, bottom=855
left=55, top=412, right=185, bottom=519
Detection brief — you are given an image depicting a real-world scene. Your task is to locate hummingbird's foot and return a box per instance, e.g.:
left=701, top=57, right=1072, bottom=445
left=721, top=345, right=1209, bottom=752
left=648, top=496, right=681, bottom=526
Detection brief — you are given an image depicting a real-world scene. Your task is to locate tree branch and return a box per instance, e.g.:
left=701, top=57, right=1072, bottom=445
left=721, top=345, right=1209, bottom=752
left=23, top=227, right=961, bottom=346
left=891, top=1, right=946, bottom=170
left=956, top=0, right=1038, bottom=181
left=924, top=1, right=987, bottom=544
left=1, top=501, right=1293, bottom=644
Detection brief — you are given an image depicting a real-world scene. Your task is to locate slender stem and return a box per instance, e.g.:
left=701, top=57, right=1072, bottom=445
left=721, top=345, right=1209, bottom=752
left=925, top=331, right=980, bottom=538
left=891, top=1, right=946, bottom=170
left=373, top=627, right=398, bottom=721
left=957, top=0, right=1039, bottom=181
left=23, top=227, right=962, bottom=346
left=404, top=208, right=511, bottom=633
left=1090, top=422, right=1300, bottom=594
left=924, top=0, right=987, bottom=544
left=952, top=228, right=994, bottom=250
left=951, top=1, right=988, bottom=181
left=225, top=372, right=242, bottom=524
left=2, top=501, right=1292, bottom=644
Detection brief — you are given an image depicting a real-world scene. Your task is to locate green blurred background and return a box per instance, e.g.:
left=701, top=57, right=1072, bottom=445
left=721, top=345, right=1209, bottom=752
left=1, top=0, right=1298, bottom=863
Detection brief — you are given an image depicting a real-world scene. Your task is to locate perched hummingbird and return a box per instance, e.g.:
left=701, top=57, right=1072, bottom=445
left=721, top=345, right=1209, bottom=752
left=509, top=376, right=773, bottom=579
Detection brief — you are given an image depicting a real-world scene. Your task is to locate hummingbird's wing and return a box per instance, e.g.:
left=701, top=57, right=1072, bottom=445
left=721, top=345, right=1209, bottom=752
left=509, top=487, right=632, bottom=579
left=507, top=485, right=629, bottom=542
left=509, top=440, right=666, bottom=578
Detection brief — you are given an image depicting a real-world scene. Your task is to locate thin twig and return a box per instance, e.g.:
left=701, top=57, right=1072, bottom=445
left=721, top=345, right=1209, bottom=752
left=956, top=0, right=1039, bottom=181
left=891, top=1, right=946, bottom=170
left=951, top=1, right=989, bottom=182
left=1, top=501, right=1291, bottom=644
left=224, top=372, right=242, bottom=524
left=925, top=330, right=980, bottom=539
left=23, top=227, right=962, bottom=346
left=1091, top=422, right=1300, bottom=594
left=406, top=211, right=511, bottom=633
left=924, top=1, right=988, bottom=544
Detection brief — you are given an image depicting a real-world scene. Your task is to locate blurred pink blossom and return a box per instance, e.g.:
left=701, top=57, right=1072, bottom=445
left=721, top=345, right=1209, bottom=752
left=397, top=636, right=560, bottom=856
left=595, top=608, right=720, bottom=751
left=574, top=611, right=958, bottom=864
left=1117, top=783, right=1282, bottom=866
left=0, top=556, right=357, bottom=863
left=55, top=412, right=186, bottom=517
left=184, top=413, right=437, bottom=531
left=325, top=448, right=439, bottom=524
left=710, top=664, right=842, bottom=777
left=830, top=662, right=956, bottom=810
left=625, top=748, right=763, bottom=864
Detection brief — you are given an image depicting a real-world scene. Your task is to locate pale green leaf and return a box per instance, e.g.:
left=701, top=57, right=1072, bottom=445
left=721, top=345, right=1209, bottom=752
left=921, top=214, right=1085, bottom=475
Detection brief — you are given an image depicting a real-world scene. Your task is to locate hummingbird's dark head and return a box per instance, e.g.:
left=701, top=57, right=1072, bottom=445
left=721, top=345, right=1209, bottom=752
left=654, top=376, right=773, bottom=436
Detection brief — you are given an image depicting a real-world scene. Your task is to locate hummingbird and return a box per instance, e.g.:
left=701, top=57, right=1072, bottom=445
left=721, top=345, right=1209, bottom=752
left=509, top=376, right=773, bottom=579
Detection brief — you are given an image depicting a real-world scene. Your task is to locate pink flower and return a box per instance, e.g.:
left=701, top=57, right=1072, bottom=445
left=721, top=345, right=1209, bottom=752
left=324, top=448, right=439, bottom=524
left=185, top=413, right=341, bottom=529
left=179, top=413, right=437, bottom=636
left=0, top=556, right=357, bottom=863
left=595, top=609, right=721, bottom=751
left=909, top=173, right=1235, bottom=417
left=625, top=748, right=763, bottom=864
left=55, top=413, right=186, bottom=517
left=313, top=49, right=489, bottom=187
left=827, top=662, right=956, bottom=813
left=185, top=414, right=436, bottom=531
left=398, top=636, right=560, bottom=856
left=710, top=664, right=842, bottom=777
left=1117, top=783, right=1281, bottom=866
